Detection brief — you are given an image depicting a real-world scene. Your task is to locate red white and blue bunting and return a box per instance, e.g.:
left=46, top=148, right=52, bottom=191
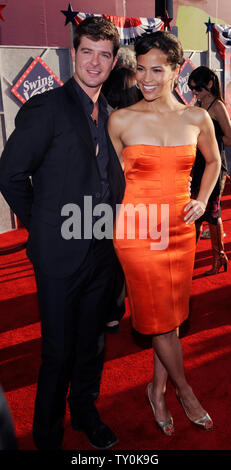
left=211, top=23, right=231, bottom=117
left=74, top=13, right=164, bottom=45
left=212, top=24, right=231, bottom=60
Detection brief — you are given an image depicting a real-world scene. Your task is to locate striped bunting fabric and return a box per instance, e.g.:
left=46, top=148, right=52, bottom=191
left=74, top=13, right=163, bottom=45
left=212, top=24, right=231, bottom=60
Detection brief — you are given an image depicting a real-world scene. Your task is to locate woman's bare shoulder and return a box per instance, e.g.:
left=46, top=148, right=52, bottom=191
left=213, top=99, right=229, bottom=117
left=108, top=103, right=141, bottom=126
left=184, top=105, right=209, bottom=124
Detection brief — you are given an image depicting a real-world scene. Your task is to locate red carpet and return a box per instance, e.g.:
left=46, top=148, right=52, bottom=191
left=0, top=183, right=231, bottom=452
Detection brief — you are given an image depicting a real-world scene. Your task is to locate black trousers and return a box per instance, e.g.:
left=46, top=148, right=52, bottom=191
left=32, top=238, right=117, bottom=449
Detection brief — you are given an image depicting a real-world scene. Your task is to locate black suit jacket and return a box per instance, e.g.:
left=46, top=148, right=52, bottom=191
left=0, top=79, right=125, bottom=278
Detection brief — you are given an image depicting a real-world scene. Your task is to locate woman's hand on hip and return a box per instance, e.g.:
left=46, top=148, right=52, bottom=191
left=184, top=199, right=206, bottom=225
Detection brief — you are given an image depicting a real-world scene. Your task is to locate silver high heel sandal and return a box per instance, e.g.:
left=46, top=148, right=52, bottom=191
left=176, top=390, right=213, bottom=430
left=147, top=383, right=174, bottom=436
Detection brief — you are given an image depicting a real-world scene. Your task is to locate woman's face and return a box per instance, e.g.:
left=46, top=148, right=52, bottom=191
left=136, top=47, right=178, bottom=101
left=189, top=79, right=211, bottom=102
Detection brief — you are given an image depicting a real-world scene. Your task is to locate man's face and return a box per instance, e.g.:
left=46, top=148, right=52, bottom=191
left=71, top=36, right=117, bottom=96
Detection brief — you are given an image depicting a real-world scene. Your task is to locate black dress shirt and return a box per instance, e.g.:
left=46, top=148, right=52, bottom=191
left=71, top=77, right=111, bottom=206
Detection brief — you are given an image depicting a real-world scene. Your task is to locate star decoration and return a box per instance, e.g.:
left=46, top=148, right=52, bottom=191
left=161, top=10, right=173, bottom=31
left=205, top=17, right=215, bottom=34
left=0, top=4, right=6, bottom=22
left=61, top=2, right=78, bottom=26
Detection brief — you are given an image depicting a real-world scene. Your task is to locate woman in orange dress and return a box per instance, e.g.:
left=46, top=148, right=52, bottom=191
left=108, top=31, right=220, bottom=436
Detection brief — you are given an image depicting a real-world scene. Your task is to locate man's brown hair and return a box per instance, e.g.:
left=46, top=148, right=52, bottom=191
left=73, top=16, right=120, bottom=58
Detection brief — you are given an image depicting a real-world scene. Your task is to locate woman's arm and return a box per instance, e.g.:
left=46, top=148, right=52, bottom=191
left=184, top=109, right=221, bottom=224
left=196, top=110, right=221, bottom=204
left=214, top=100, right=231, bottom=146
left=107, top=110, right=124, bottom=169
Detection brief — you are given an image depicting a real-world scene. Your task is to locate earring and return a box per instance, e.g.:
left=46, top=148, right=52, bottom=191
left=135, top=82, right=140, bottom=89
left=172, top=77, right=178, bottom=91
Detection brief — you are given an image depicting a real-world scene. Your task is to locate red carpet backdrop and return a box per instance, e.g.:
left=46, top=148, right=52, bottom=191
left=0, top=182, right=231, bottom=451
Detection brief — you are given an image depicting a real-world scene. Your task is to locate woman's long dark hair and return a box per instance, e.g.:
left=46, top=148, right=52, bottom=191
left=188, top=66, right=224, bottom=102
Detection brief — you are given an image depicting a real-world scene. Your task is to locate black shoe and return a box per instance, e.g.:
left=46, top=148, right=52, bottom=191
left=73, top=416, right=118, bottom=450
left=85, top=421, right=118, bottom=450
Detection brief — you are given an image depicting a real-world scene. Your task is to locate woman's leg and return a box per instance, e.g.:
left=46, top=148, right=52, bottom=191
left=149, top=351, right=170, bottom=423
left=152, top=329, right=208, bottom=422
left=150, top=329, right=179, bottom=422
left=204, top=218, right=228, bottom=275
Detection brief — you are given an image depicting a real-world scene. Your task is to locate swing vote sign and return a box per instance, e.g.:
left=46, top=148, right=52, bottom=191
left=11, top=56, right=63, bottom=104
left=175, top=57, right=195, bottom=105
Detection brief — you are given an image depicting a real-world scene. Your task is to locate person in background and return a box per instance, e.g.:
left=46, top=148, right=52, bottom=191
left=188, top=66, right=231, bottom=274
left=102, top=46, right=140, bottom=110
left=0, top=386, right=18, bottom=450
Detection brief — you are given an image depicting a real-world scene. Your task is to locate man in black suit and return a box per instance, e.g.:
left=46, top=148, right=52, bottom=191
left=0, top=17, right=125, bottom=450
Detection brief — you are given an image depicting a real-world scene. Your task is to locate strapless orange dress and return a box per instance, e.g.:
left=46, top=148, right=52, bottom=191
left=113, top=144, right=197, bottom=335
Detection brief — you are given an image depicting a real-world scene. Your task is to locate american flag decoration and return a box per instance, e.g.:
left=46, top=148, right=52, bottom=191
left=74, top=13, right=164, bottom=45
left=212, top=24, right=231, bottom=60
left=212, top=24, right=231, bottom=118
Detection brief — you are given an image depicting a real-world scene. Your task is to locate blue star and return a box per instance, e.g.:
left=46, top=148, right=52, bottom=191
left=205, top=17, right=215, bottom=33
left=61, top=2, right=78, bottom=26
